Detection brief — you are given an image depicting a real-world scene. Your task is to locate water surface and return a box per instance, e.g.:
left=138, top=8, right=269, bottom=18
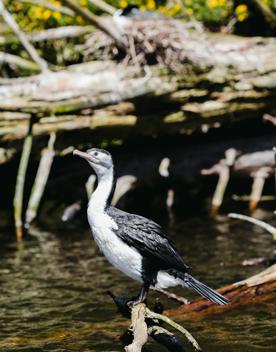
left=0, top=213, right=275, bottom=351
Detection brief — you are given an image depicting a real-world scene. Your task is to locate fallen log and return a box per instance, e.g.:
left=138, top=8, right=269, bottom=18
left=167, top=264, right=276, bottom=318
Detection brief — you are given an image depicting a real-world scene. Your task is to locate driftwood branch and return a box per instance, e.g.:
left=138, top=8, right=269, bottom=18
left=108, top=293, right=201, bottom=351
left=146, top=308, right=202, bottom=351
left=125, top=304, right=148, bottom=352
left=88, top=0, right=116, bottom=15
left=62, top=0, right=127, bottom=48
left=0, top=51, right=39, bottom=72
left=0, top=0, right=49, bottom=73
left=25, top=133, right=56, bottom=228
left=168, top=264, right=276, bottom=317
left=13, top=116, right=35, bottom=241
left=228, top=213, right=276, bottom=240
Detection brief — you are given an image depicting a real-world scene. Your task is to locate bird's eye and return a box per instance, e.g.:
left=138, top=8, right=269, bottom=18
left=94, top=151, right=98, bottom=157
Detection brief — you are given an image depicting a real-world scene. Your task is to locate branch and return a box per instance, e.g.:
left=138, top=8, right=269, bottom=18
left=25, top=133, right=56, bottom=228
left=108, top=293, right=200, bottom=351
left=125, top=304, right=148, bottom=352
left=13, top=116, right=35, bottom=241
left=0, top=0, right=49, bottom=73
left=145, top=309, right=202, bottom=351
left=0, top=51, right=39, bottom=72
left=153, top=287, right=190, bottom=305
left=251, top=0, right=276, bottom=28
left=88, top=0, right=116, bottom=15
left=263, top=113, right=276, bottom=126
left=31, top=25, right=93, bottom=42
left=169, top=264, right=276, bottom=317
left=228, top=213, right=276, bottom=240
left=62, top=0, right=127, bottom=48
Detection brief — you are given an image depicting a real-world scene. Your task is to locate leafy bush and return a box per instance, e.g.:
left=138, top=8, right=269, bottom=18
left=6, top=0, right=276, bottom=32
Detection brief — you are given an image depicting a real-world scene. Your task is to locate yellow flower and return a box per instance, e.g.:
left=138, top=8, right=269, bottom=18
left=51, top=0, right=61, bottom=6
left=43, top=9, right=52, bottom=20
left=119, top=0, right=128, bottom=8
left=186, top=8, right=193, bottom=15
left=33, top=6, right=43, bottom=19
left=236, top=4, right=248, bottom=14
left=158, top=5, right=166, bottom=13
left=53, top=11, right=62, bottom=20
left=174, top=4, right=181, bottom=11
left=147, top=0, right=156, bottom=11
left=80, top=0, right=87, bottom=6
left=207, top=0, right=217, bottom=8
left=76, top=15, right=84, bottom=24
left=15, top=3, right=23, bottom=11
left=235, top=4, right=248, bottom=22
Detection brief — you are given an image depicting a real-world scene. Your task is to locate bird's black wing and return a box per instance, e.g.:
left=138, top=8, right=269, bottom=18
left=106, top=206, right=189, bottom=272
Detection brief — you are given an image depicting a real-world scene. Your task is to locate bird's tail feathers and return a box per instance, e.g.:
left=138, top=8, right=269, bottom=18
left=181, top=273, right=230, bottom=305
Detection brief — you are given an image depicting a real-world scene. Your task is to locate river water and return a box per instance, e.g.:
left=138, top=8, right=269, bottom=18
left=0, top=212, right=275, bottom=351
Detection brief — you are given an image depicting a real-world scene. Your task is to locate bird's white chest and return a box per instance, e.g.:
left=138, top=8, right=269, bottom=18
left=87, top=207, right=143, bottom=282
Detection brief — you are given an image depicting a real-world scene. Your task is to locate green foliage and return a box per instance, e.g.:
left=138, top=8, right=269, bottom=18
left=5, top=0, right=276, bottom=32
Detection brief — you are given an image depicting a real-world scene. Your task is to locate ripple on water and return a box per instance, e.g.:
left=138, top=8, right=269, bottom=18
left=0, top=214, right=275, bottom=351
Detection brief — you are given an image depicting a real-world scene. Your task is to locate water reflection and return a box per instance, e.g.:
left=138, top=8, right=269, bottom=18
left=0, top=214, right=275, bottom=351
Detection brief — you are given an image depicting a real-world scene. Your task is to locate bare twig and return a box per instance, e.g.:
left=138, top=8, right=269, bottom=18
left=0, top=0, right=49, bottom=73
left=145, top=308, right=202, bottom=351
left=228, top=213, right=276, bottom=240
left=25, top=132, right=56, bottom=228
left=62, top=0, right=127, bottom=48
left=249, top=167, right=271, bottom=211
left=263, top=113, right=276, bottom=126
left=232, top=194, right=276, bottom=202
left=0, top=51, right=39, bottom=72
left=153, top=288, right=190, bottom=305
left=202, top=148, right=237, bottom=216
left=211, top=163, right=229, bottom=216
left=13, top=116, right=35, bottom=241
left=88, top=0, right=116, bottom=15
left=111, top=175, right=137, bottom=206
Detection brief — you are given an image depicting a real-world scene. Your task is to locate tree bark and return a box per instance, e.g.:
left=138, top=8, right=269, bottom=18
left=167, top=264, right=276, bottom=318
left=0, top=31, right=275, bottom=163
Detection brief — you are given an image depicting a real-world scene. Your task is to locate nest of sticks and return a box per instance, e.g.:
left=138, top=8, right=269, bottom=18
left=82, top=18, right=206, bottom=70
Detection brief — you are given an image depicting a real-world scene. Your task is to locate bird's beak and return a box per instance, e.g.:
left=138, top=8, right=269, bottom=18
left=73, top=149, right=94, bottom=162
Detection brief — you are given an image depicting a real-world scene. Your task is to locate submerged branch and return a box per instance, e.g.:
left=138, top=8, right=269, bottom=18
left=25, top=133, right=56, bottom=228
left=13, top=116, right=35, bottom=241
left=228, top=213, right=276, bottom=240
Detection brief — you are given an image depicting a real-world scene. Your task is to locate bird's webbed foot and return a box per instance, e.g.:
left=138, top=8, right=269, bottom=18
left=127, top=284, right=149, bottom=307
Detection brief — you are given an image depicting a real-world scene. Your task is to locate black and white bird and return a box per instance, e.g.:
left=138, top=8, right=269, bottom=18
left=113, top=5, right=166, bottom=29
left=73, top=148, right=229, bottom=305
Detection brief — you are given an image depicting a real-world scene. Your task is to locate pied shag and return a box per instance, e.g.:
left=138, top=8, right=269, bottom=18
left=113, top=5, right=166, bottom=29
left=73, top=148, right=230, bottom=305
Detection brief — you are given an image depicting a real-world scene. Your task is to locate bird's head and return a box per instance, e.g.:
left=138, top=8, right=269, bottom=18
left=73, top=148, right=113, bottom=178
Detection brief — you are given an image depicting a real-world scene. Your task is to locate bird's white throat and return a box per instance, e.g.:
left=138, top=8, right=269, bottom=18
left=88, top=166, right=114, bottom=213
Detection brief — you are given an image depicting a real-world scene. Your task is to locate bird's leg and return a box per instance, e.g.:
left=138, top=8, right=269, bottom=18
left=127, top=283, right=149, bottom=307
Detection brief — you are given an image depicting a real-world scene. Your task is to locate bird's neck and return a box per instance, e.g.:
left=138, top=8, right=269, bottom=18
left=88, top=167, right=116, bottom=213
